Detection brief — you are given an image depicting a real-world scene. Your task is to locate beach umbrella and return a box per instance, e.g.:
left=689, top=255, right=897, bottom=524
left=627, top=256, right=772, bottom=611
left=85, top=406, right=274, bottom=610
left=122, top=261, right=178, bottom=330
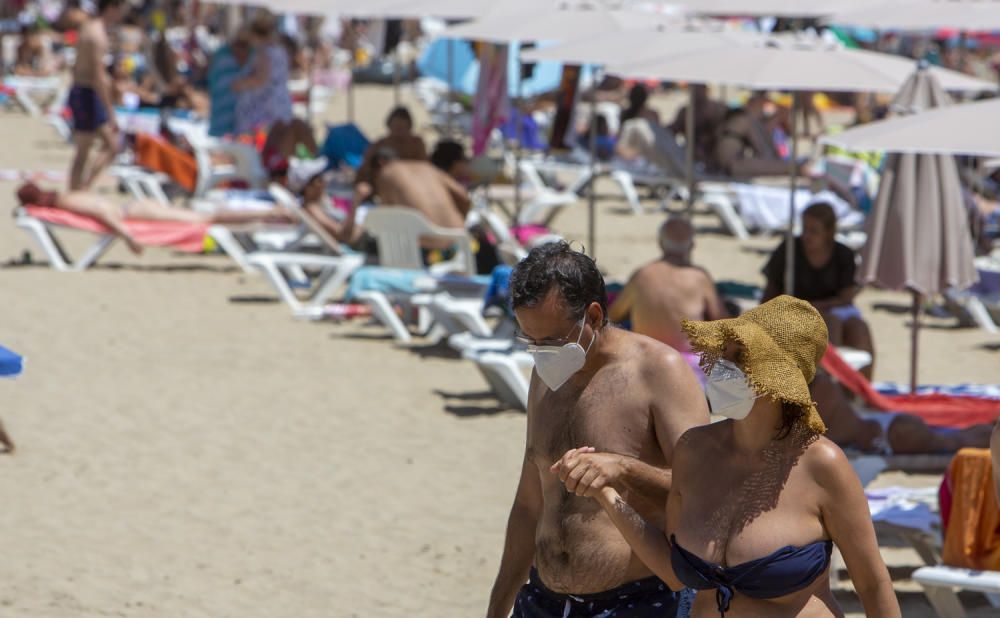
left=819, top=95, right=1000, bottom=157
left=441, top=3, right=686, bottom=257
left=857, top=69, right=979, bottom=391
left=607, top=34, right=995, bottom=294
left=675, top=0, right=887, bottom=18
left=827, top=0, right=1000, bottom=32
left=0, top=346, right=23, bottom=378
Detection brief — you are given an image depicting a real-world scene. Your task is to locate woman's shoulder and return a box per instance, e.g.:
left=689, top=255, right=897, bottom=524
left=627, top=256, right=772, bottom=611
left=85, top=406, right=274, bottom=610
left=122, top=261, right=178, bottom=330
left=676, top=421, right=729, bottom=457
left=801, top=435, right=856, bottom=486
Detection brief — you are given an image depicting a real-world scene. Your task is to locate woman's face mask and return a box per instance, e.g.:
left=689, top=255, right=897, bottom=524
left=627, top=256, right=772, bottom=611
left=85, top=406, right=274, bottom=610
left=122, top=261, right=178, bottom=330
left=705, top=358, right=760, bottom=420
left=526, top=317, right=595, bottom=392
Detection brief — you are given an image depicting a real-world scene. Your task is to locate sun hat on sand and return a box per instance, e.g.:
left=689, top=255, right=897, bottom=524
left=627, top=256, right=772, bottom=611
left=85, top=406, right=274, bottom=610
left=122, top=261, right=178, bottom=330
left=682, top=295, right=829, bottom=434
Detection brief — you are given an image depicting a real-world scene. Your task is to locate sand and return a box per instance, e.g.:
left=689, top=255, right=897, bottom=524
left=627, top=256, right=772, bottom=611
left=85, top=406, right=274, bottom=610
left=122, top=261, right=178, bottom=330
left=0, top=84, right=997, bottom=617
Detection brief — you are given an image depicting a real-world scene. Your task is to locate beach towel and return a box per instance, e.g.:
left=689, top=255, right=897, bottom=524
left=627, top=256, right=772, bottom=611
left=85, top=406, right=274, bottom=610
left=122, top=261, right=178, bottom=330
left=941, top=448, right=1000, bottom=570
left=135, top=133, right=197, bottom=193
left=821, top=347, right=1000, bottom=428
left=23, top=206, right=208, bottom=253
left=472, top=43, right=509, bottom=156
left=344, top=267, right=489, bottom=301
left=867, top=486, right=940, bottom=536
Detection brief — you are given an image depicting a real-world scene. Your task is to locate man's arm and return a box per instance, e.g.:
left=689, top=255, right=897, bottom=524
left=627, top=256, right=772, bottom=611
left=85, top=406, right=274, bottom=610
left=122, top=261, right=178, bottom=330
left=438, top=170, right=471, bottom=217
left=702, top=273, right=728, bottom=320
left=646, top=345, right=710, bottom=492
left=992, top=420, right=1000, bottom=507
left=486, top=456, right=543, bottom=618
left=91, top=33, right=116, bottom=128
left=555, top=345, right=710, bottom=505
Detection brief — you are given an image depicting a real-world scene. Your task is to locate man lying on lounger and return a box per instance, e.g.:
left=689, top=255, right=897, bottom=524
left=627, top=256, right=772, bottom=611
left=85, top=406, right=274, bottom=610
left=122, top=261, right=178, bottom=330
left=812, top=369, right=995, bottom=455
left=16, top=182, right=289, bottom=255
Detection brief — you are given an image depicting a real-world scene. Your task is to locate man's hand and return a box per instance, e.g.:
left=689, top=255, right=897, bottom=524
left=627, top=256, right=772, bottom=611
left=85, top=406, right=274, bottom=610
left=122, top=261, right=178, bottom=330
left=550, top=447, right=626, bottom=498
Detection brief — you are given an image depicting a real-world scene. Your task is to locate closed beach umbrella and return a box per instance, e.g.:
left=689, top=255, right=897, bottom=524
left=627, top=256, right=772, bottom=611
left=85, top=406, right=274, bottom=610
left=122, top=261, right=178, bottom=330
left=820, top=95, right=1000, bottom=157
left=858, top=69, right=979, bottom=390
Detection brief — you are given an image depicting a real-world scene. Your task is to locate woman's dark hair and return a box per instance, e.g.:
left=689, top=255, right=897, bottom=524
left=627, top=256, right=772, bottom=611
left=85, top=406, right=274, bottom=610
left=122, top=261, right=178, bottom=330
left=803, top=201, right=837, bottom=232
left=621, top=84, right=649, bottom=124
left=430, top=140, right=466, bottom=172
left=774, top=402, right=801, bottom=440
left=386, top=106, right=413, bottom=128
left=250, top=14, right=275, bottom=39
left=510, top=241, right=608, bottom=324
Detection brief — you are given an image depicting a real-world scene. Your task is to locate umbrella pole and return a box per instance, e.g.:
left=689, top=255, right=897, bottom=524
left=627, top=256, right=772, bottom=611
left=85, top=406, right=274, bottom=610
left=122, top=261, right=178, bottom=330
left=393, top=49, right=401, bottom=106
left=588, top=68, right=601, bottom=258
left=446, top=38, right=455, bottom=136
left=685, top=84, right=696, bottom=217
left=347, top=52, right=356, bottom=123
left=910, top=291, right=921, bottom=393
left=514, top=48, right=523, bottom=223
left=784, top=92, right=800, bottom=296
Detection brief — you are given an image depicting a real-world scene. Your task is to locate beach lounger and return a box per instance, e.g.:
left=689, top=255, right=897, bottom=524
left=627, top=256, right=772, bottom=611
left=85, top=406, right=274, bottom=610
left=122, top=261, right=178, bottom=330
left=913, top=566, right=1000, bottom=618
left=14, top=205, right=222, bottom=271
left=2, top=75, right=64, bottom=117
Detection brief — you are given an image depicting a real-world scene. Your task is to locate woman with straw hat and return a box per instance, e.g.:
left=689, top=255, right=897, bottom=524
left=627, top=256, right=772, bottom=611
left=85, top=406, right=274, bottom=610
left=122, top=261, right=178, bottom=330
left=554, top=296, right=900, bottom=617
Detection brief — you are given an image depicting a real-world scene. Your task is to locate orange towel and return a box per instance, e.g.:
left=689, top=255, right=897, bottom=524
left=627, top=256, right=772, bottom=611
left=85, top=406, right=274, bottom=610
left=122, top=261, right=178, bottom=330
left=135, top=133, right=197, bottom=193
left=942, top=448, right=1000, bottom=570
left=25, top=206, right=208, bottom=253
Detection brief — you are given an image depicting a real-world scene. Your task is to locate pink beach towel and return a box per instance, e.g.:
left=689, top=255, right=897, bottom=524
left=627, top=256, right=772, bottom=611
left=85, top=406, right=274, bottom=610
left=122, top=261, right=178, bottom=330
left=25, top=206, right=209, bottom=253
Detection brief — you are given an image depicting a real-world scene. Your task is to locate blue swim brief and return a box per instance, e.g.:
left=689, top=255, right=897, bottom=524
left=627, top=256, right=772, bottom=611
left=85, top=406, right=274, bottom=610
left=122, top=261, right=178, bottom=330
left=512, top=567, right=692, bottom=617
left=69, top=84, right=109, bottom=133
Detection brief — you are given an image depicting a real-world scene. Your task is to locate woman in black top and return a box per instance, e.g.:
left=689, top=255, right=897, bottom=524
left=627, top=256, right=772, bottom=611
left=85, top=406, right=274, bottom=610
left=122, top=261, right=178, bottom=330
left=762, top=202, right=875, bottom=377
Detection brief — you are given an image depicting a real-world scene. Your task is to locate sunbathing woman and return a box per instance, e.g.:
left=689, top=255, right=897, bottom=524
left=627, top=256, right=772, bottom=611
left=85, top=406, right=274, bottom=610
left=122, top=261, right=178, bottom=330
left=16, top=182, right=290, bottom=255
left=553, top=296, right=901, bottom=617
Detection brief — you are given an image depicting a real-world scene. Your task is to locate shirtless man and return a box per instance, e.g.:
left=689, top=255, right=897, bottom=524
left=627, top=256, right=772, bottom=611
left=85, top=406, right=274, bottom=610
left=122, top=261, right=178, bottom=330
left=68, top=0, right=127, bottom=191
left=354, top=106, right=428, bottom=191
left=609, top=217, right=726, bottom=351
left=487, top=242, right=708, bottom=618
left=362, top=148, right=470, bottom=229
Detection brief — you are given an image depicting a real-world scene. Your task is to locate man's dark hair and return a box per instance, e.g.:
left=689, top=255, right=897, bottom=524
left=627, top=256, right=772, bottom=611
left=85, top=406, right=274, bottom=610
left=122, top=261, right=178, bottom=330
left=386, top=106, right=413, bottom=127
left=430, top=140, right=466, bottom=173
left=98, top=0, right=126, bottom=14
left=510, top=241, right=608, bottom=324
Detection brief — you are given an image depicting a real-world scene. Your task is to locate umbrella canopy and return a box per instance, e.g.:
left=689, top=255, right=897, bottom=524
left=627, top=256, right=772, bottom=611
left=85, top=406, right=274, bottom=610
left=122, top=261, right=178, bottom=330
left=440, top=3, right=684, bottom=43
left=675, top=0, right=885, bottom=18
left=520, top=28, right=762, bottom=65
left=860, top=69, right=979, bottom=295
left=0, top=346, right=23, bottom=378
left=827, top=0, right=1000, bottom=32
left=820, top=96, right=1000, bottom=157
left=607, top=35, right=997, bottom=93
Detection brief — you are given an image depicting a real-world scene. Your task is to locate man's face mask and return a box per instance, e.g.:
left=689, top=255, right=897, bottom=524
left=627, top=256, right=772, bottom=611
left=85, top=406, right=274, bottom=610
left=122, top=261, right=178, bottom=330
left=705, top=358, right=760, bottom=420
left=525, top=316, right=596, bottom=392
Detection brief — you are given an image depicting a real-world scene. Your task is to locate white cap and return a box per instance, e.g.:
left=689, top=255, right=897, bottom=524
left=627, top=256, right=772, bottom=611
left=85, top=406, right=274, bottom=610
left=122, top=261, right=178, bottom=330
left=287, top=157, right=330, bottom=193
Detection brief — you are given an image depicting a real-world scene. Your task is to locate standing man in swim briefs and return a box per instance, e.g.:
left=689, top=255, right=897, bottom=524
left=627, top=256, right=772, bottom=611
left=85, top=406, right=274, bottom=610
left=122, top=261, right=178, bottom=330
left=486, top=242, right=709, bottom=618
left=69, top=0, right=127, bottom=191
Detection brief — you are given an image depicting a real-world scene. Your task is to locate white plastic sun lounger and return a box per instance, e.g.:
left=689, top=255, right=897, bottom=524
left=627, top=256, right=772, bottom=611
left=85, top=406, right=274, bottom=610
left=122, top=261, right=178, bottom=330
left=913, top=565, right=1000, bottom=618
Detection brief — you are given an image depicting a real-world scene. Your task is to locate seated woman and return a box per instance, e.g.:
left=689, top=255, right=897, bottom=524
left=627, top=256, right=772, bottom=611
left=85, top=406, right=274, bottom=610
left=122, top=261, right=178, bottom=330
left=554, top=296, right=901, bottom=617
left=285, top=157, right=366, bottom=248
left=15, top=181, right=289, bottom=255
left=812, top=368, right=995, bottom=455
left=712, top=93, right=808, bottom=178
left=763, top=201, right=876, bottom=378
left=14, top=24, right=57, bottom=77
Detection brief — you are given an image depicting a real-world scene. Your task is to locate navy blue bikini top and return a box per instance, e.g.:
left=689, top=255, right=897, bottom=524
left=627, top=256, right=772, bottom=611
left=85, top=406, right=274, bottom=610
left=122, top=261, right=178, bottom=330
left=670, top=534, right=833, bottom=616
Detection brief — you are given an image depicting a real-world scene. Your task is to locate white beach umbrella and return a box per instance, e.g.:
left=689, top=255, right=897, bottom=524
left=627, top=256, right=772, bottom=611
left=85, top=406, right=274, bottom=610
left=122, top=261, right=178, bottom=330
left=606, top=34, right=995, bottom=292
left=827, top=0, right=1000, bottom=32
left=440, top=3, right=684, bottom=257
left=820, top=96, right=1000, bottom=157
left=674, top=0, right=888, bottom=18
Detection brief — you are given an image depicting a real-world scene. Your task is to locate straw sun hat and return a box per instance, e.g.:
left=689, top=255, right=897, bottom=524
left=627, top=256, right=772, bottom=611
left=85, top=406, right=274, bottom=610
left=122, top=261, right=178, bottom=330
left=682, top=295, right=829, bottom=434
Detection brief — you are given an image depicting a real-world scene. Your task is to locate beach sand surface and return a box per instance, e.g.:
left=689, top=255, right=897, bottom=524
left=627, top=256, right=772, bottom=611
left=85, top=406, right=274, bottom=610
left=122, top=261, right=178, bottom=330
left=0, top=85, right=997, bottom=617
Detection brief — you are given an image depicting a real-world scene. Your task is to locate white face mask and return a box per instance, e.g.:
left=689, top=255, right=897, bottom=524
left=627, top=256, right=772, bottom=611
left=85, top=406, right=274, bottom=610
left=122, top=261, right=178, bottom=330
left=706, top=358, right=760, bottom=420
left=527, top=317, right=596, bottom=392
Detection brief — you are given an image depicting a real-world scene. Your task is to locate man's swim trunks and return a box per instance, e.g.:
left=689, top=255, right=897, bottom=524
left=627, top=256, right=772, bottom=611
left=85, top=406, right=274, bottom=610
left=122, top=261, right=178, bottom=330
left=69, top=85, right=108, bottom=132
left=512, top=568, right=693, bottom=617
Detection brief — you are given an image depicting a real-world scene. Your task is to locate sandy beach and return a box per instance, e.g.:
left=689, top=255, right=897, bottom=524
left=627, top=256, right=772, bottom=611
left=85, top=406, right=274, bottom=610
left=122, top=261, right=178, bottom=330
left=0, top=84, right=997, bottom=617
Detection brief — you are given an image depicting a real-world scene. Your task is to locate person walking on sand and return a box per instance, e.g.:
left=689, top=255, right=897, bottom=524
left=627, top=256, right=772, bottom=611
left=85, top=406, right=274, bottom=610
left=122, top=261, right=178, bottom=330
left=559, top=296, right=901, bottom=617
left=68, top=0, right=127, bottom=191
left=486, top=242, right=708, bottom=618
